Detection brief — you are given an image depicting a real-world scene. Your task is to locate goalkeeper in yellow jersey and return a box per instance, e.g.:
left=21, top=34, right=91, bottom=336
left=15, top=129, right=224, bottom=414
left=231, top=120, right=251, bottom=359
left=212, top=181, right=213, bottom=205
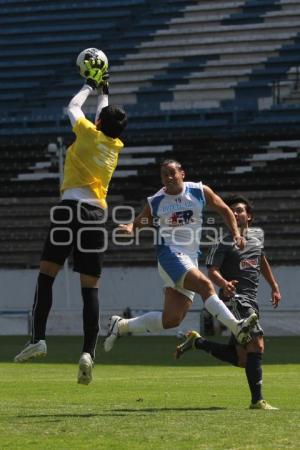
left=14, top=56, right=128, bottom=385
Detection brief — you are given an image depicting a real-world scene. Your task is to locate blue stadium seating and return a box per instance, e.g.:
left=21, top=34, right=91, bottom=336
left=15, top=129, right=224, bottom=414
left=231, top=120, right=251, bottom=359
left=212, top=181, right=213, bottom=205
left=1, top=0, right=300, bottom=137
left=0, top=0, right=300, bottom=266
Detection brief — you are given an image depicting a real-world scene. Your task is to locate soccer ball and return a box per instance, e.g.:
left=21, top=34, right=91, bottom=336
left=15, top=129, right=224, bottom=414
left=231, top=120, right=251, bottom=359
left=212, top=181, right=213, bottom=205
left=76, top=48, right=108, bottom=78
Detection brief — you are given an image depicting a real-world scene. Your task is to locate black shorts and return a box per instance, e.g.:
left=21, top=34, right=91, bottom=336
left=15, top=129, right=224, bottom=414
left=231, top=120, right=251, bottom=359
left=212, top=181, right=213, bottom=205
left=41, top=200, right=106, bottom=278
left=228, top=294, right=264, bottom=345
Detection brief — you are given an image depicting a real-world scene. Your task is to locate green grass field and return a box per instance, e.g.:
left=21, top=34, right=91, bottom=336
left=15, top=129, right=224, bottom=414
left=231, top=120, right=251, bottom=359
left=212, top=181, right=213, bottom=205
left=0, top=336, right=299, bottom=450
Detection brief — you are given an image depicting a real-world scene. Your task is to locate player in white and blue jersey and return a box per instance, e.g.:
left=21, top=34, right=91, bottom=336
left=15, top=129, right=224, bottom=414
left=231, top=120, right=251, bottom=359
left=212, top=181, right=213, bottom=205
left=104, top=160, right=258, bottom=351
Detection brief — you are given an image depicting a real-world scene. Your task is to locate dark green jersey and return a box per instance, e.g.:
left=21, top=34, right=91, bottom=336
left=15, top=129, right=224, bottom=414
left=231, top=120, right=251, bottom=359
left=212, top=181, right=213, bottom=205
left=206, top=227, right=264, bottom=302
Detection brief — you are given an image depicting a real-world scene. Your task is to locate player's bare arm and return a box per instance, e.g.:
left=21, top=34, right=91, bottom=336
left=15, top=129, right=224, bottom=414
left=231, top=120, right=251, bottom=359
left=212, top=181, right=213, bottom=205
left=203, top=185, right=244, bottom=249
left=118, top=203, right=153, bottom=234
left=261, top=255, right=281, bottom=308
left=208, top=265, right=238, bottom=299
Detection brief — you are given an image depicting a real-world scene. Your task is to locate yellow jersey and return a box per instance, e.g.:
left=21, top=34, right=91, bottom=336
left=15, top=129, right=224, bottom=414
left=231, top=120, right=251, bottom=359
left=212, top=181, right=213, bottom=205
left=61, top=117, right=124, bottom=209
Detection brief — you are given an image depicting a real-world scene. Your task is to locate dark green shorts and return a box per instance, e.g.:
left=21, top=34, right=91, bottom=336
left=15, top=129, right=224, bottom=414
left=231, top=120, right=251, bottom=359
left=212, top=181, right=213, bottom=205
left=228, top=295, right=264, bottom=345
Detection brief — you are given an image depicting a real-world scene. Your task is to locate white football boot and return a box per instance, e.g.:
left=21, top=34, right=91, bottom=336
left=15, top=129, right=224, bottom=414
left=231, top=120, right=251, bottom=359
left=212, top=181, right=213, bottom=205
left=14, top=340, right=47, bottom=363
left=103, top=315, right=123, bottom=352
left=77, top=352, right=94, bottom=385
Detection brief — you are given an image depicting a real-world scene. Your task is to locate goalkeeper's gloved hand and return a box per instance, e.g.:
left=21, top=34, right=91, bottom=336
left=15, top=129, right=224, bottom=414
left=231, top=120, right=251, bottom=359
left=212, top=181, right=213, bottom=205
left=98, top=72, right=109, bottom=95
left=84, top=57, right=107, bottom=89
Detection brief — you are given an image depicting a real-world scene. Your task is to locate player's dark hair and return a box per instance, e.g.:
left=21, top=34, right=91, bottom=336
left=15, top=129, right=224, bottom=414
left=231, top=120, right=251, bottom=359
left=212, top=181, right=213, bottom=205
left=97, top=105, right=127, bottom=138
left=225, top=194, right=254, bottom=217
left=160, top=159, right=183, bottom=170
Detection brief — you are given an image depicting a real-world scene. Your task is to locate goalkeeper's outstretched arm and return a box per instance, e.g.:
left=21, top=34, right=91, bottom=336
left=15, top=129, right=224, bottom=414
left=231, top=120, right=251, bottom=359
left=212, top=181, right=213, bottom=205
left=95, top=88, right=108, bottom=124
left=67, top=84, right=93, bottom=127
left=67, top=83, right=109, bottom=128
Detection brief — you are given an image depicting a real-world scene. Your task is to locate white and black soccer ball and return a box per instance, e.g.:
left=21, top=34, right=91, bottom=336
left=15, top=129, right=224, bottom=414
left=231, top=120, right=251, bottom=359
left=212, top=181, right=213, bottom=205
left=76, top=48, right=108, bottom=78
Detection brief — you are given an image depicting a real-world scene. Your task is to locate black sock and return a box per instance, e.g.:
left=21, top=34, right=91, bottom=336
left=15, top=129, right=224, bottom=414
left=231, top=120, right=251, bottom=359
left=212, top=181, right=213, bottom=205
left=31, top=273, right=55, bottom=342
left=246, top=352, right=263, bottom=404
left=81, top=287, right=100, bottom=360
left=195, top=338, right=238, bottom=366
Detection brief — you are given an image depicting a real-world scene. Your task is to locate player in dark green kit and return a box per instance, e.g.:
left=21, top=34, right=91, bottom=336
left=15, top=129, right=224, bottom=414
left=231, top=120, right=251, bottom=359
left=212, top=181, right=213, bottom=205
left=176, top=195, right=281, bottom=410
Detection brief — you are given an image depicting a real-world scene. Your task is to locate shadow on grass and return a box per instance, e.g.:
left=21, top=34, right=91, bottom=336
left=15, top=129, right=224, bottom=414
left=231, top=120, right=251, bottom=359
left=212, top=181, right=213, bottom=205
left=16, top=413, right=100, bottom=419
left=111, top=406, right=226, bottom=413
left=16, top=406, right=226, bottom=420
left=2, top=336, right=300, bottom=365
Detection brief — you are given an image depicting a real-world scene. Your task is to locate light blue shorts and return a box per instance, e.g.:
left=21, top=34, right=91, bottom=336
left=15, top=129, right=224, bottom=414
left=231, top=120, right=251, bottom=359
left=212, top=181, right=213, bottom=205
left=157, top=246, right=198, bottom=301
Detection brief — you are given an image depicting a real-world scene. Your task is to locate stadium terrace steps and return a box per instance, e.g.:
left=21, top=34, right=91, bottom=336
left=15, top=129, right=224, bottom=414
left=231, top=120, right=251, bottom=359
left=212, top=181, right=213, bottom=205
left=38, top=65, right=292, bottom=92
left=1, top=1, right=300, bottom=266
left=114, top=54, right=300, bottom=75
left=0, top=18, right=125, bottom=33
left=0, top=0, right=144, bottom=11
left=3, top=32, right=297, bottom=61
left=1, top=0, right=300, bottom=125
left=120, top=44, right=293, bottom=63
left=137, top=33, right=298, bottom=53
left=0, top=138, right=299, bottom=267
left=4, top=22, right=299, bottom=46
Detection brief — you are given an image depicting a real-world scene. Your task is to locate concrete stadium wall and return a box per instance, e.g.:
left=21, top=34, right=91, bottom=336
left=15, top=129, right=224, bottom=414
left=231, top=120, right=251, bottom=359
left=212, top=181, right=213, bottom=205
left=0, top=266, right=299, bottom=336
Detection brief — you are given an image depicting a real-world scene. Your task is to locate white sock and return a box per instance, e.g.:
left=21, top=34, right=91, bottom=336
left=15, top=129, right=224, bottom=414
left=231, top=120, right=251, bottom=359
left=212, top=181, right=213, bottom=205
left=204, top=294, right=238, bottom=334
left=120, top=311, right=163, bottom=334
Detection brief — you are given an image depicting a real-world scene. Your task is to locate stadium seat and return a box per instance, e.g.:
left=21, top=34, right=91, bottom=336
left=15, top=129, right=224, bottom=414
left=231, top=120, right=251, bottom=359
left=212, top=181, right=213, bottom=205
left=1, top=0, right=300, bottom=266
